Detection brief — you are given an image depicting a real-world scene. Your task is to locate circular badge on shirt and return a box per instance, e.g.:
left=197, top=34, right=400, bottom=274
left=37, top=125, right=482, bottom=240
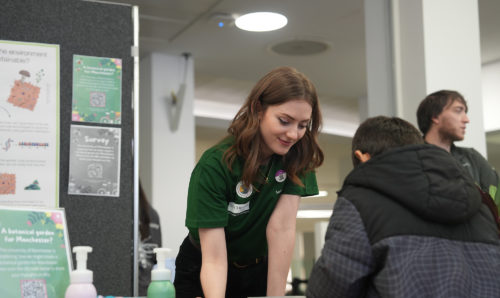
left=275, top=170, right=287, bottom=183
left=236, top=181, right=253, bottom=198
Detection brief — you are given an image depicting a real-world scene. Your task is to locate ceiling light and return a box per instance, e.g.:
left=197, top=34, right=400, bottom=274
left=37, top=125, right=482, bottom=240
left=297, top=210, right=333, bottom=219
left=297, top=201, right=333, bottom=219
left=304, top=190, right=328, bottom=199
left=235, top=12, right=287, bottom=32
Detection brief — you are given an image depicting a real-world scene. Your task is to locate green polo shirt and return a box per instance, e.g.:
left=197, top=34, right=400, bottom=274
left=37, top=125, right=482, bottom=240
left=185, top=137, right=318, bottom=262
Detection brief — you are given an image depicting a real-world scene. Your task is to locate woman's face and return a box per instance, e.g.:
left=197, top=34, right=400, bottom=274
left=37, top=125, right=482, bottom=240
left=259, top=98, right=312, bottom=157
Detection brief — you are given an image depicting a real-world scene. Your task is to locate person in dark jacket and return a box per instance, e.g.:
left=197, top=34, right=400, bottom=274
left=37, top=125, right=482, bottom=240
left=307, top=116, right=500, bottom=298
left=417, top=90, right=499, bottom=209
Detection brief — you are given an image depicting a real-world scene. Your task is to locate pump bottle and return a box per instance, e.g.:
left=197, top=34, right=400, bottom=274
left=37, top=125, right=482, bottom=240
left=147, top=247, right=175, bottom=298
left=65, top=246, right=98, bottom=298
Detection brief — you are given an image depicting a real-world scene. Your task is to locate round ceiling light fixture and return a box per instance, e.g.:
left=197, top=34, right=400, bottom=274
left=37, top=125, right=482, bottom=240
left=235, top=12, right=287, bottom=32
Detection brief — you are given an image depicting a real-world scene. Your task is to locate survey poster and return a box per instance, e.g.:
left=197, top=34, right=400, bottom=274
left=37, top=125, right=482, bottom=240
left=0, top=40, right=60, bottom=208
left=68, top=125, right=120, bottom=197
left=72, top=54, right=122, bottom=124
left=0, top=206, right=71, bottom=298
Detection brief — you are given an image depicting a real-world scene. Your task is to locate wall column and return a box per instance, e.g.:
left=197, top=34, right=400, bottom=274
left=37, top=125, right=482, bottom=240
left=140, top=53, right=195, bottom=252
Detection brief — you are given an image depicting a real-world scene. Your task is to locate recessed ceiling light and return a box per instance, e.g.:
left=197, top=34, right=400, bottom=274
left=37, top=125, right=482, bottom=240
left=235, top=12, right=287, bottom=32
left=271, top=39, right=330, bottom=56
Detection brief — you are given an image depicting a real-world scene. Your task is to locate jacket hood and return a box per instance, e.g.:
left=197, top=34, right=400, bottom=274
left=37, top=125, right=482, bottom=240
left=340, top=144, right=482, bottom=224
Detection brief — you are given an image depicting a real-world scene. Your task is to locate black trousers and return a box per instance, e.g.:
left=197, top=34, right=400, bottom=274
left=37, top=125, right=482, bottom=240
left=174, top=235, right=268, bottom=298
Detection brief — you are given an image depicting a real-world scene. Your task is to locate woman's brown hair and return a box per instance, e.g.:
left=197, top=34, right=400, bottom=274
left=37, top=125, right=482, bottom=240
left=223, top=66, right=324, bottom=187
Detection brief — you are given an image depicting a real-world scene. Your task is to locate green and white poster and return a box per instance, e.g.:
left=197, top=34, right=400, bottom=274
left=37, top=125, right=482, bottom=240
left=0, top=40, right=60, bottom=208
left=0, top=206, right=71, bottom=298
left=72, top=55, right=122, bottom=124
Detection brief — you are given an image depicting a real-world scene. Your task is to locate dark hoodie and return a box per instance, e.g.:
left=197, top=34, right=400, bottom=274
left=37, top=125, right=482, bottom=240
left=307, top=144, right=500, bottom=298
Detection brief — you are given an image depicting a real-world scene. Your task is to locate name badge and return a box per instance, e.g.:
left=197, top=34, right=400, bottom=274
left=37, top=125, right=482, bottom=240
left=228, top=201, right=250, bottom=215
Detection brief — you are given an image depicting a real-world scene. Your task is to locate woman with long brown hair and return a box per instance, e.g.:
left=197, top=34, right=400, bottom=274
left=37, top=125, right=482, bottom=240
left=174, top=66, right=324, bottom=297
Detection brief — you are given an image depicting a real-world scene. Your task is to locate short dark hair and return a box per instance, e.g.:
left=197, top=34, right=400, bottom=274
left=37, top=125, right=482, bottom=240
left=352, top=116, right=424, bottom=167
left=416, top=90, right=468, bottom=136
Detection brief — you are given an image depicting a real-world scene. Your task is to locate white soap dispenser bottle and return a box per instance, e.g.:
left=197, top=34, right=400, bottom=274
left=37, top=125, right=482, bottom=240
left=147, top=248, right=175, bottom=298
left=65, top=246, right=97, bottom=298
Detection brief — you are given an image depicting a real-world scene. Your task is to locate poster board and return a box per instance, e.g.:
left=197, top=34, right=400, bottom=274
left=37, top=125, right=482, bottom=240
left=0, top=206, right=72, bottom=298
left=0, top=0, right=136, bottom=295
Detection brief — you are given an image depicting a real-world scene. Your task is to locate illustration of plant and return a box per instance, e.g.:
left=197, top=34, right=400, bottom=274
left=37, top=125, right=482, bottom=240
left=26, top=211, right=64, bottom=231
left=27, top=211, right=53, bottom=226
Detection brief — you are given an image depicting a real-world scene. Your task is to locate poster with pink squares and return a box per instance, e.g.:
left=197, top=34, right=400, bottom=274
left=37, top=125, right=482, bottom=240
left=0, top=40, right=60, bottom=207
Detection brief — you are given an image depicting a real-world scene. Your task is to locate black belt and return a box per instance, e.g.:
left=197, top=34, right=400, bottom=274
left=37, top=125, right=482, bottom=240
left=231, top=256, right=267, bottom=269
left=188, top=233, right=266, bottom=269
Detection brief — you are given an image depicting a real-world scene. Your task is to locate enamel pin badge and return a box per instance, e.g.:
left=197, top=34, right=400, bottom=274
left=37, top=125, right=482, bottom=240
left=236, top=181, right=253, bottom=198
left=275, top=170, right=286, bottom=183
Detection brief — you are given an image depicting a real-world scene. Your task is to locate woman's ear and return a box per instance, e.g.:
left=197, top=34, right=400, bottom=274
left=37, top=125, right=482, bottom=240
left=354, top=150, right=371, bottom=163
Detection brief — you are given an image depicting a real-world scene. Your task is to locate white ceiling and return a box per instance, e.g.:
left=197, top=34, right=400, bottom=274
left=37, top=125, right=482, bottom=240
left=104, top=0, right=500, bottom=133
left=106, top=0, right=366, bottom=132
left=136, top=0, right=367, bottom=99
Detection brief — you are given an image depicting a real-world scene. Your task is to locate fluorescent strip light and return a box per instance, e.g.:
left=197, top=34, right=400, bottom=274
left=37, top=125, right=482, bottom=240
left=297, top=210, right=333, bottom=219
left=304, top=190, right=328, bottom=199
left=235, top=12, right=287, bottom=32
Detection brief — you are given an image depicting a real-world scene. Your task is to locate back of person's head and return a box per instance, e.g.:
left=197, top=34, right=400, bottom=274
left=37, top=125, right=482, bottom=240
left=352, top=116, right=424, bottom=167
left=416, top=90, right=468, bottom=136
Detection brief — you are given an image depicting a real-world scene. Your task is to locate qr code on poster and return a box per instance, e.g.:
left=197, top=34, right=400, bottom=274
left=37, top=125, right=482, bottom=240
left=90, top=91, right=106, bottom=107
left=20, top=279, right=47, bottom=298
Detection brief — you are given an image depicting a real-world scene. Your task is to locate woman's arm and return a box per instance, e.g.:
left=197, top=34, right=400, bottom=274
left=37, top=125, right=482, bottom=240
left=266, top=193, right=300, bottom=296
left=199, top=227, right=227, bottom=298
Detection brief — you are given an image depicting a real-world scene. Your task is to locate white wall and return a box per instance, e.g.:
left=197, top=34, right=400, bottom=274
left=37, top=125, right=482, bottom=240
left=482, top=61, right=500, bottom=132
left=140, top=53, right=195, bottom=252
